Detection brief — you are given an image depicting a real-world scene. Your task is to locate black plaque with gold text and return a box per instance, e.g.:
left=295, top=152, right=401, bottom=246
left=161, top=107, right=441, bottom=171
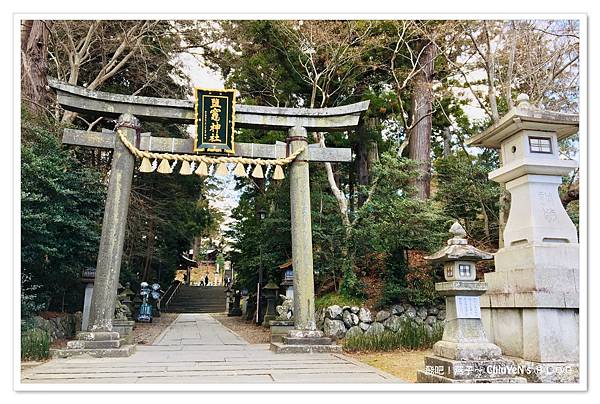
left=194, top=88, right=236, bottom=153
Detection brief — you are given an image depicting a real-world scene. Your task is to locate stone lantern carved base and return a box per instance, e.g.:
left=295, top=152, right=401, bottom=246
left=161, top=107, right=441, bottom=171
left=270, top=329, right=342, bottom=353
left=418, top=280, right=525, bottom=383
left=50, top=330, right=136, bottom=358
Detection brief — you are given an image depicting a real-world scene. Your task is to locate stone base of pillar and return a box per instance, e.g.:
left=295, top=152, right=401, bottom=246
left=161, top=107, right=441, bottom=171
left=269, top=319, right=294, bottom=343
left=270, top=328, right=342, bottom=353
left=112, top=319, right=135, bottom=344
left=51, top=330, right=136, bottom=358
left=261, top=314, right=277, bottom=327
left=417, top=356, right=526, bottom=383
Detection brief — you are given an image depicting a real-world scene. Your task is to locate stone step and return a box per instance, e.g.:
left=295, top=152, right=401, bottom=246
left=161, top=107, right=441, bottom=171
left=67, top=339, right=121, bottom=349
left=51, top=344, right=136, bottom=358
left=282, top=336, right=334, bottom=346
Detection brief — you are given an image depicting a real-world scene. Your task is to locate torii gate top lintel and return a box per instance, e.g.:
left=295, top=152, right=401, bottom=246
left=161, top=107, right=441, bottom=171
left=49, top=77, right=369, bottom=131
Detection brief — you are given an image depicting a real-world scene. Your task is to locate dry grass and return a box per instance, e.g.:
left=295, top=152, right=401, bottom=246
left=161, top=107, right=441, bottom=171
left=211, top=313, right=271, bottom=344
left=347, top=349, right=431, bottom=383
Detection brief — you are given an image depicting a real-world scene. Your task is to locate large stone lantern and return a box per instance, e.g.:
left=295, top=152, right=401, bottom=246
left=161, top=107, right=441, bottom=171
left=466, top=94, right=579, bottom=382
left=417, top=222, right=524, bottom=383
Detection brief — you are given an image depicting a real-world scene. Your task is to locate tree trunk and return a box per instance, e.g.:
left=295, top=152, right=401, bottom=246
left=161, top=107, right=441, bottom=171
left=21, top=20, right=53, bottom=114
left=443, top=128, right=451, bottom=157
left=409, top=39, right=436, bottom=200
left=356, top=141, right=369, bottom=206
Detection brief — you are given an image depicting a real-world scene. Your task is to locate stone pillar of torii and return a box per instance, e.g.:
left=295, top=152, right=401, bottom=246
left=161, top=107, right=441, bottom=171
left=48, top=79, right=368, bottom=356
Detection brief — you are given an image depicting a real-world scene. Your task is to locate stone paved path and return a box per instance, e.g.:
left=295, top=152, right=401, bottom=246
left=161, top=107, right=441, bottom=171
left=21, top=313, right=403, bottom=384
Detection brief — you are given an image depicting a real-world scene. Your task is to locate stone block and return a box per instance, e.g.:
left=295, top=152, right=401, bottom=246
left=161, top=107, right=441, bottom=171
left=417, top=307, right=428, bottom=320
left=480, top=294, right=491, bottom=308
left=325, top=305, right=343, bottom=320
left=391, top=304, right=404, bottom=315
left=269, top=319, right=294, bottom=343
left=375, top=310, right=391, bottom=322
left=522, top=308, right=579, bottom=362
left=490, top=292, right=515, bottom=308
left=345, top=326, right=363, bottom=339
left=382, top=315, right=403, bottom=332
left=494, top=243, right=579, bottom=273
left=433, top=340, right=502, bottom=361
left=364, top=322, right=385, bottom=336
left=358, top=307, right=372, bottom=323
left=323, top=318, right=346, bottom=339
left=342, top=310, right=359, bottom=328
left=504, top=357, right=579, bottom=383
left=485, top=308, right=524, bottom=358
left=359, top=322, right=370, bottom=331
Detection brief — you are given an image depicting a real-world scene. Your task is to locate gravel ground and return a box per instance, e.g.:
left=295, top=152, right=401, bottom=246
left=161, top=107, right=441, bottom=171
left=211, top=313, right=271, bottom=344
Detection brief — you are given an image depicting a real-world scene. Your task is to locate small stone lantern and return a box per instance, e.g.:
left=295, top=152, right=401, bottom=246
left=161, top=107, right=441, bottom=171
left=417, top=222, right=525, bottom=383
left=225, top=286, right=233, bottom=314
left=228, top=288, right=242, bottom=317
left=261, top=281, right=280, bottom=327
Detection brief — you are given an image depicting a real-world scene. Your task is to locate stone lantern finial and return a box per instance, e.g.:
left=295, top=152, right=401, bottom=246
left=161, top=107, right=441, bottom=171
left=516, top=93, right=531, bottom=109
left=450, top=221, right=466, bottom=238
left=448, top=221, right=467, bottom=246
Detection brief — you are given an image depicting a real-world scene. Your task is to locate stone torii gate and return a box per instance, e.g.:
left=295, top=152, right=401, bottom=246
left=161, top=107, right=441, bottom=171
left=49, top=79, right=368, bottom=356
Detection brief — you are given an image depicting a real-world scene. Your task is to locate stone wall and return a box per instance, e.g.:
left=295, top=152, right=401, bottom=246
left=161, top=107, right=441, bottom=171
left=26, top=313, right=82, bottom=342
left=316, top=303, right=445, bottom=340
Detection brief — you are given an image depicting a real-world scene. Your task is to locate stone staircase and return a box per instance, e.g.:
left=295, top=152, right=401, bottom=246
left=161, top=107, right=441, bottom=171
left=164, top=285, right=227, bottom=313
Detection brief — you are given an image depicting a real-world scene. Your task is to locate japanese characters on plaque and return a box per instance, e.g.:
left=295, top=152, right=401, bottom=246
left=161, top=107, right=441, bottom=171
left=194, top=88, right=236, bottom=154
left=455, top=296, right=481, bottom=319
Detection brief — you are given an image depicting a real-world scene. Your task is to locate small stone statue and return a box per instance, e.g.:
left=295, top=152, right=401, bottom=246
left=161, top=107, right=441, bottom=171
left=275, top=295, right=293, bottom=320
left=114, top=298, right=130, bottom=321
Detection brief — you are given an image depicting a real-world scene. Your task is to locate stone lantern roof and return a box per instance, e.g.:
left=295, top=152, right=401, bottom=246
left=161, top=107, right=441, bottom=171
left=81, top=266, right=96, bottom=283
left=466, top=94, right=579, bottom=149
left=263, top=281, right=280, bottom=291
left=424, top=222, right=493, bottom=264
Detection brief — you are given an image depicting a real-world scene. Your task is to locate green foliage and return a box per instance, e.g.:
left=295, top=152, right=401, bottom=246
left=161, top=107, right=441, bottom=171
left=343, top=320, right=443, bottom=352
left=21, top=110, right=105, bottom=313
left=21, top=274, right=46, bottom=319
left=351, top=153, right=450, bottom=306
left=433, top=149, right=501, bottom=247
left=21, top=328, right=50, bottom=361
left=315, top=292, right=365, bottom=311
left=378, top=278, right=439, bottom=308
